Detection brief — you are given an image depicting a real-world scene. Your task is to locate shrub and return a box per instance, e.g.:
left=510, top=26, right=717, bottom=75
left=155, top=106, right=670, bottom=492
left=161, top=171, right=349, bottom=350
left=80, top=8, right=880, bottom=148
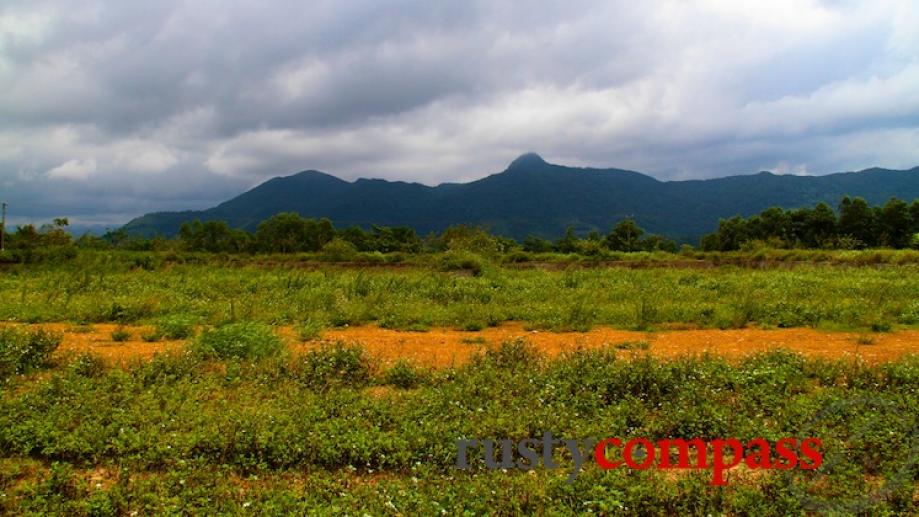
left=870, top=320, right=892, bottom=332
left=295, top=318, right=325, bottom=341
left=0, top=327, right=62, bottom=378
left=66, top=353, right=107, bottom=378
left=320, top=238, right=358, bottom=261
left=154, top=315, right=197, bottom=340
left=297, top=342, right=371, bottom=389
left=383, top=360, right=426, bottom=389
left=438, top=250, right=486, bottom=276
left=111, top=327, right=131, bottom=342
left=140, top=330, right=160, bottom=342
left=190, top=322, right=284, bottom=360
left=471, top=338, right=539, bottom=371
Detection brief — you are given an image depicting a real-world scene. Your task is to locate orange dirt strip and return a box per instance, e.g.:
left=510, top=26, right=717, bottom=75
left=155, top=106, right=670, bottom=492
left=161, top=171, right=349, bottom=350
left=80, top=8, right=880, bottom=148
left=20, top=322, right=919, bottom=368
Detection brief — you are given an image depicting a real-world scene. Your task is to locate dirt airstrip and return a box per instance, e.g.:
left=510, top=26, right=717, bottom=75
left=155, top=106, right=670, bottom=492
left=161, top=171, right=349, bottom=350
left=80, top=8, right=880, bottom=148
left=20, top=322, right=919, bottom=368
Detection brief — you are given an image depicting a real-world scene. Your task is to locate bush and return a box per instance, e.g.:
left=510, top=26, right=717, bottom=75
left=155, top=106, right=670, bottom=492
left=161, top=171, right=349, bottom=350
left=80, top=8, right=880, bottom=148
left=320, top=238, right=358, bottom=261
left=66, top=353, right=107, bottom=378
left=154, top=315, right=197, bottom=340
left=438, top=250, right=486, bottom=276
left=111, top=327, right=131, bottom=342
left=297, top=342, right=371, bottom=389
left=190, top=322, right=284, bottom=360
left=295, top=318, right=325, bottom=341
left=0, top=327, right=62, bottom=378
left=383, top=360, right=426, bottom=389
left=470, top=338, right=539, bottom=372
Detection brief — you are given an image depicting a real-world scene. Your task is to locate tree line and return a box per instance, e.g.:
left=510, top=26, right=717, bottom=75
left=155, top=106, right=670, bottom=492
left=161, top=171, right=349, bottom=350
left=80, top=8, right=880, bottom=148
left=0, top=212, right=678, bottom=259
left=2, top=196, right=918, bottom=262
left=700, top=196, right=919, bottom=251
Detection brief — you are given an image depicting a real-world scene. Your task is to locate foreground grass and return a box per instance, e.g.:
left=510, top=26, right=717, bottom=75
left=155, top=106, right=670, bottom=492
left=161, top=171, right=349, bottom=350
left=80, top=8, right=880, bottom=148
left=1, top=252, right=917, bottom=332
left=0, top=342, right=917, bottom=514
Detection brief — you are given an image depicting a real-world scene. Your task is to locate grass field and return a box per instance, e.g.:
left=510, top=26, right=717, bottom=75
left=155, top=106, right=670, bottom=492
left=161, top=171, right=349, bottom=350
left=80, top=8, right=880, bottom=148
left=2, top=252, right=918, bottom=333
left=1, top=251, right=918, bottom=514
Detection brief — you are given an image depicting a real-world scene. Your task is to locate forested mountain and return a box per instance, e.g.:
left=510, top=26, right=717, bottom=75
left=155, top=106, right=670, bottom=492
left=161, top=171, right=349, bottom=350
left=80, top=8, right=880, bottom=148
left=123, top=153, right=919, bottom=241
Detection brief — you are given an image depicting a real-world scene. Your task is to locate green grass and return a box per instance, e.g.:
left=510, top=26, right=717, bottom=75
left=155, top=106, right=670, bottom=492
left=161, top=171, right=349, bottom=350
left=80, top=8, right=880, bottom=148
left=0, top=345, right=916, bottom=514
left=190, top=322, right=284, bottom=360
left=0, top=253, right=917, bottom=333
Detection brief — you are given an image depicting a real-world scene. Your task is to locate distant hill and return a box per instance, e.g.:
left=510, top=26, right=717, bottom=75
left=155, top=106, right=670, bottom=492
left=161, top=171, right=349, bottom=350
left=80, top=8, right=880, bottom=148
left=123, top=153, right=919, bottom=242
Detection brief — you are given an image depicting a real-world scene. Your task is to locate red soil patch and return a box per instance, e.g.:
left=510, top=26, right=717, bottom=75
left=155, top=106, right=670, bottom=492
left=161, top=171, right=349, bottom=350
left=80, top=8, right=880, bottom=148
left=18, top=322, right=919, bottom=368
left=297, top=324, right=919, bottom=368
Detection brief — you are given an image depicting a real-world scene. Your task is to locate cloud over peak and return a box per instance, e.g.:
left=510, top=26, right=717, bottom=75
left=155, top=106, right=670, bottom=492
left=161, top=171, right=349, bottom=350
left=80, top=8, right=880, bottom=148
left=1, top=0, right=918, bottom=225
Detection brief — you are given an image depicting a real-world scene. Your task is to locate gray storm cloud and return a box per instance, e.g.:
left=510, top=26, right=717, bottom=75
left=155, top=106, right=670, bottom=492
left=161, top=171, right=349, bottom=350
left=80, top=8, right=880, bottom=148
left=1, top=0, right=918, bottom=228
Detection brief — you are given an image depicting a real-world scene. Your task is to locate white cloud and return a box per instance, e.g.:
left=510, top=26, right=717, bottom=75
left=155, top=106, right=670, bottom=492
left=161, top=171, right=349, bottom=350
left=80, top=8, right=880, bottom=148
left=47, top=157, right=97, bottom=179
left=0, top=0, right=917, bottom=222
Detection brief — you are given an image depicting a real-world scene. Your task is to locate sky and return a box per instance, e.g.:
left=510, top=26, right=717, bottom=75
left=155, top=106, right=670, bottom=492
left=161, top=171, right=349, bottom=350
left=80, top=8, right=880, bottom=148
left=1, top=0, right=918, bottom=229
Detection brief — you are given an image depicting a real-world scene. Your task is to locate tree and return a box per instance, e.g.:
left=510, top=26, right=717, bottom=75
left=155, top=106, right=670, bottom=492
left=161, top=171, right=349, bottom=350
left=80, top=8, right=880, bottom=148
left=522, top=235, right=554, bottom=253
left=605, top=218, right=645, bottom=252
left=838, top=197, right=875, bottom=247
left=751, top=207, right=790, bottom=244
left=701, top=216, right=749, bottom=251
left=877, top=197, right=911, bottom=248
left=339, top=226, right=372, bottom=251
left=641, top=234, right=678, bottom=253
left=910, top=199, right=919, bottom=234
left=179, top=220, right=249, bottom=252
left=555, top=226, right=580, bottom=253
left=804, top=203, right=837, bottom=248
left=41, top=218, right=72, bottom=246
left=255, top=212, right=310, bottom=253
left=371, top=225, right=422, bottom=253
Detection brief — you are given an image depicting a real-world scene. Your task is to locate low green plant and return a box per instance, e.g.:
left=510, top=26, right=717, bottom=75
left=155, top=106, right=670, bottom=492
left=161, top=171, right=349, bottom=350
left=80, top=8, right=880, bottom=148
left=111, top=327, right=131, bottom=342
left=69, top=324, right=93, bottom=334
left=870, top=320, right=892, bottom=332
left=320, top=238, right=358, bottom=261
left=190, top=322, right=284, bottom=360
left=855, top=334, right=876, bottom=345
left=154, top=315, right=197, bottom=340
left=0, top=327, right=62, bottom=378
left=296, top=342, right=371, bottom=389
left=438, top=250, right=486, bottom=276
left=65, top=353, right=107, bottom=378
left=140, top=330, right=160, bottom=342
left=295, top=318, right=325, bottom=341
left=383, top=360, right=426, bottom=389
left=613, top=340, right=650, bottom=350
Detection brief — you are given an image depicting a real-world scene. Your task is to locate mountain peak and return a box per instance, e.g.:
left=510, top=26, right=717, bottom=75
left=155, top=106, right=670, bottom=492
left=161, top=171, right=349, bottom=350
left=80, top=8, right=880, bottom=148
left=508, top=152, right=547, bottom=170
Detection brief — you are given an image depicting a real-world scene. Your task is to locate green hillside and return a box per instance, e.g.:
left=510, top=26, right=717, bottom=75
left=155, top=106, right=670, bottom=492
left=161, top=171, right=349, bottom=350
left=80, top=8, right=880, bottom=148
left=123, top=153, right=919, bottom=241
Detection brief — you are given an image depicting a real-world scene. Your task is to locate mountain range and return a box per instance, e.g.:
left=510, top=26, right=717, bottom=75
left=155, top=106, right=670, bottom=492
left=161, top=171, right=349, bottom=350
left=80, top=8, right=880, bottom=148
left=123, top=153, right=919, bottom=242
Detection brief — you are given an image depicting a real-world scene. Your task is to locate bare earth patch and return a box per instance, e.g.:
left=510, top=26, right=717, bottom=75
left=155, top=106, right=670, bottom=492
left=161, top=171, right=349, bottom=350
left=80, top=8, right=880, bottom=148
left=18, top=322, right=919, bottom=368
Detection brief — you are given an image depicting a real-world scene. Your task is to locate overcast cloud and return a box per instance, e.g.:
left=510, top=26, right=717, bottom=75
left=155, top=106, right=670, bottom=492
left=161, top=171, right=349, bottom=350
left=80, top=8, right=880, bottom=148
left=1, top=0, right=918, bottom=228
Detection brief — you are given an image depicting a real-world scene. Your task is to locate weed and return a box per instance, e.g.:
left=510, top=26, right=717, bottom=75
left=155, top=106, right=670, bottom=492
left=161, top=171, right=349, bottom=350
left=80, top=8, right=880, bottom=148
left=295, top=318, right=325, bottom=341
left=0, top=327, right=62, bottom=378
left=190, top=322, right=284, bottom=360
left=438, top=250, right=486, bottom=276
left=855, top=334, right=876, bottom=345
left=111, top=327, right=131, bottom=342
left=66, top=353, right=107, bottom=378
left=383, top=360, right=426, bottom=389
left=297, top=342, right=371, bottom=389
left=613, top=340, right=651, bottom=351
left=154, top=315, right=197, bottom=339
left=140, top=331, right=160, bottom=342
left=870, top=320, right=892, bottom=332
